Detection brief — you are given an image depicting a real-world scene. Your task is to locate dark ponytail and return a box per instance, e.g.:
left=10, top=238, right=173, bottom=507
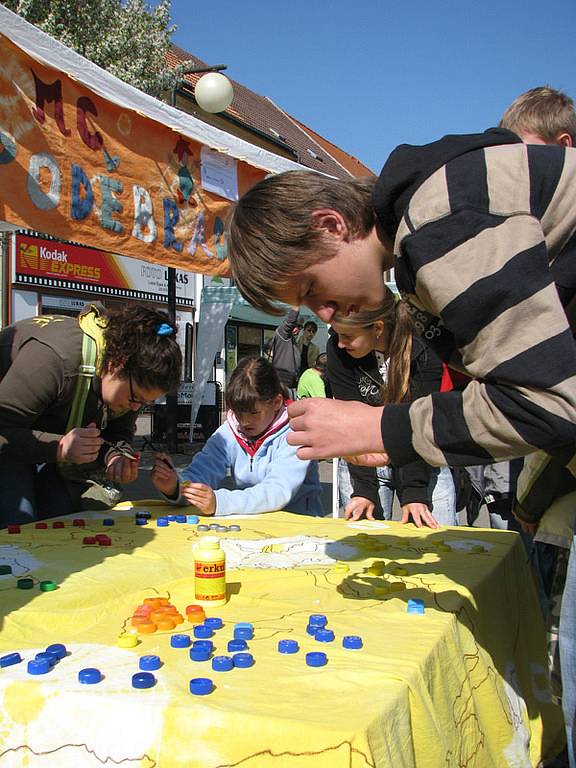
left=103, top=305, right=182, bottom=393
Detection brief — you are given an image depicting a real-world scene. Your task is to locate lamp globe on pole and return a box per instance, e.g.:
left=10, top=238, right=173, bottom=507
left=194, top=72, right=234, bottom=113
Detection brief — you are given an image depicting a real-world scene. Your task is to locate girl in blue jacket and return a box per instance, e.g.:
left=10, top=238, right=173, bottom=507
left=151, top=356, right=324, bottom=517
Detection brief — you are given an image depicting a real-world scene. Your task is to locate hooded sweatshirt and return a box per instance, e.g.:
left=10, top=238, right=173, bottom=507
left=372, top=129, right=576, bottom=494
left=177, top=402, right=324, bottom=516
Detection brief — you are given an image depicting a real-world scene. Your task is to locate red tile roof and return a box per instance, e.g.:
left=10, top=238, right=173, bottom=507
left=166, top=45, right=374, bottom=180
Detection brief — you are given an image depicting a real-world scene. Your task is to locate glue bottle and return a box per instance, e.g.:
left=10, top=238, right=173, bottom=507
left=193, top=536, right=227, bottom=607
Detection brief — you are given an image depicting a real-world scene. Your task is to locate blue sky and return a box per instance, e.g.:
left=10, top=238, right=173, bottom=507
left=169, top=0, right=575, bottom=174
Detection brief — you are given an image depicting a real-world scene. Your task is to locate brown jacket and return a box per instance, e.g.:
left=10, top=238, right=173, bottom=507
left=0, top=314, right=136, bottom=466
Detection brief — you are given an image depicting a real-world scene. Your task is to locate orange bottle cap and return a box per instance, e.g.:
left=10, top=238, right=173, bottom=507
left=137, top=621, right=157, bottom=634
left=156, top=618, right=176, bottom=631
left=186, top=604, right=205, bottom=614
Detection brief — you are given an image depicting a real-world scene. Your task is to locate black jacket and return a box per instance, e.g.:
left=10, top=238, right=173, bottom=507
left=326, top=331, right=443, bottom=507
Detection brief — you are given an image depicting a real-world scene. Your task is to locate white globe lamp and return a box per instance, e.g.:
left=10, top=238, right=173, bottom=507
left=194, top=72, right=234, bottom=113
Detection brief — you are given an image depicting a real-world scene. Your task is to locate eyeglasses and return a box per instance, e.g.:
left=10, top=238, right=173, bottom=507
left=127, top=372, right=156, bottom=408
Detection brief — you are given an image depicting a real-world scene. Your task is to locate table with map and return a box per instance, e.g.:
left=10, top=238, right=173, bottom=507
left=0, top=507, right=565, bottom=767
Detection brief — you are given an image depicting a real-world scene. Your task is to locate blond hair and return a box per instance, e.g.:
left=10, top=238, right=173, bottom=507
left=333, top=289, right=414, bottom=404
left=499, top=86, right=576, bottom=144
left=228, top=171, right=376, bottom=315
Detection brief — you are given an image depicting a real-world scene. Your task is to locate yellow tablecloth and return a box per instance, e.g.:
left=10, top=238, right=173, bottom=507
left=0, top=507, right=564, bottom=767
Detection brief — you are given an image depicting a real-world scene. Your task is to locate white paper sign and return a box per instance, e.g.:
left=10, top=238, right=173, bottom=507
left=200, top=147, right=239, bottom=201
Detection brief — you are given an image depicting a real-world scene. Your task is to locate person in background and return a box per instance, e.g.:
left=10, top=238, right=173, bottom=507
left=296, top=320, right=319, bottom=378
left=267, top=307, right=302, bottom=399
left=328, top=293, right=457, bottom=527
left=0, top=303, right=182, bottom=528
left=297, top=352, right=328, bottom=399
left=500, top=85, right=575, bottom=148
left=151, top=355, right=323, bottom=517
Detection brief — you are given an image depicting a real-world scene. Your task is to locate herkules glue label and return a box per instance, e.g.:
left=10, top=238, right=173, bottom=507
left=193, top=536, right=227, bottom=606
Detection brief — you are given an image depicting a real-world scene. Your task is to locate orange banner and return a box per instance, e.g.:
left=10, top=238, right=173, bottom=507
left=0, top=34, right=264, bottom=275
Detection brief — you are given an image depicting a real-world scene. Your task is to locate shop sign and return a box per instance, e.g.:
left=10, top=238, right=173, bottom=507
left=13, top=233, right=195, bottom=304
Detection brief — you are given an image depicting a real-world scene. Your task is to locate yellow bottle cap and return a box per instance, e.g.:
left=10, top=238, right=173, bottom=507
left=117, top=634, right=139, bottom=648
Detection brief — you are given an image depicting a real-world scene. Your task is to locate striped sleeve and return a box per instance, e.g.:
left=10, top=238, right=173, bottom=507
left=384, top=144, right=576, bottom=470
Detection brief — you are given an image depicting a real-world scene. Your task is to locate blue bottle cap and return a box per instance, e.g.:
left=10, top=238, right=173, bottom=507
left=306, top=623, right=320, bottom=636
left=308, top=614, right=327, bottom=628
left=78, top=667, right=102, bottom=684
left=192, top=640, right=214, bottom=652
left=228, top=524, right=241, bottom=531
left=186, top=515, right=199, bottom=524
left=132, top=672, right=156, bottom=689
left=102, top=518, right=114, bottom=526
left=197, top=525, right=210, bottom=531
left=27, top=658, right=50, bottom=675
left=136, top=518, right=148, bottom=526
left=170, top=634, right=192, bottom=648
left=407, top=598, right=425, bottom=615
left=167, top=515, right=178, bottom=522
left=233, top=627, right=253, bottom=640
left=204, top=617, right=223, bottom=630
left=175, top=515, right=187, bottom=524
left=234, top=622, right=253, bottom=631
left=306, top=652, right=327, bottom=667
left=194, top=625, right=214, bottom=639
left=232, top=652, right=254, bottom=668
left=343, top=635, right=363, bottom=650
left=35, top=652, right=57, bottom=667
left=190, top=646, right=212, bottom=662
left=156, top=518, right=169, bottom=527
left=135, top=511, right=151, bottom=519
left=46, top=643, right=67, bottom=659
left=278, top=639, right=299, bottom=654
left=190, top=677, right=213, bottom=695
left=228, top=639, right=247, bottom=653
left=0, top=652, right=22, bottom=668
left=139, top=655, right=162, bottom=671
left=314, top=629, right=335, bottom=643
left=211, top=655, right=233, bottom=672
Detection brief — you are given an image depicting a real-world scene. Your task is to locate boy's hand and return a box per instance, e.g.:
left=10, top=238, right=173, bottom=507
left=287, top=400, right=385, bottom=460
left=150, top=452, right=178, bottom=497
left=106, top=453, right=139, bottom=484
left=344, top=452, right=390, bottom=467
left=57, top=422, right=102, bottom=464
left=180, top=482, right=216, bottom=516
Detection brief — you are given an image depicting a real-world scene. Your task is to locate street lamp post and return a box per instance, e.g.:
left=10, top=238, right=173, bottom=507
left=165, top=65, right=234, bottom=452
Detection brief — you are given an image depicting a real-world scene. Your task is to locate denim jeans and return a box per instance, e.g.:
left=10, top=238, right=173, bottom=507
left=338, top=461, right=458, bottom=525
left=559, top=532, right=576, bottom=767
left=0, top=463, right=78, bottom=528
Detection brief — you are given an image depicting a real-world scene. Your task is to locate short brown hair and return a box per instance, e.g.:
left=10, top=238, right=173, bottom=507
left=225, top=356, right=282, bottom=412
left=228, top=171, right=376, bottom=314
left=499, top=86, right=576, bottom=144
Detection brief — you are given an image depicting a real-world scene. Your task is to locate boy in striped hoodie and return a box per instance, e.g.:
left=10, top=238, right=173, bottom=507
left=227, top=124, right=576, bottom=763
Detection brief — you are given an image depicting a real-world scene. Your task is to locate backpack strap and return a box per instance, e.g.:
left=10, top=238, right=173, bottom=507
left=66, top=331, right=97, bottom=432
